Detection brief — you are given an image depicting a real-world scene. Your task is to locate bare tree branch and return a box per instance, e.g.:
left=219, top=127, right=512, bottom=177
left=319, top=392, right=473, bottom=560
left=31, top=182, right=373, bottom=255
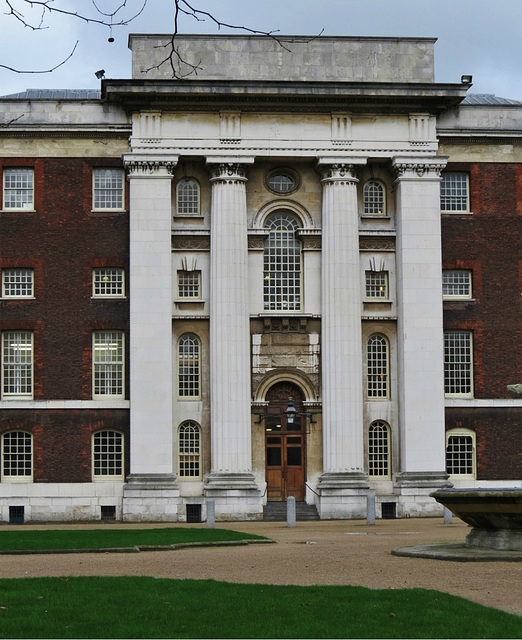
left=1, top=1, right=323, bottom=79
left=0, top=40, right=78, bottom=73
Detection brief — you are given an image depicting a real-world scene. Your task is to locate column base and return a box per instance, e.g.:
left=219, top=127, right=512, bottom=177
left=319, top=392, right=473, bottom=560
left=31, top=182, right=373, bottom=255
left=317, top=472, right=371, bottom=519
left=204, top=473, right=263, bottom=521
left=393, top=471, right=452, bottom=517
left=122, top=474, right=180, bottom=522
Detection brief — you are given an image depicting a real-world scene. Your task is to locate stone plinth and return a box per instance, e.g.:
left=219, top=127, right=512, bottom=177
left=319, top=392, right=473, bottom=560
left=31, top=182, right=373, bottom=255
left=431, top=488, right=522, bottom=551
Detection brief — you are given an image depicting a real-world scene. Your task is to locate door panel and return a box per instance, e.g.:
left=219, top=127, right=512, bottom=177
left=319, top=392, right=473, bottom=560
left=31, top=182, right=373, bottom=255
left=266, top=433, right=305, bottom=501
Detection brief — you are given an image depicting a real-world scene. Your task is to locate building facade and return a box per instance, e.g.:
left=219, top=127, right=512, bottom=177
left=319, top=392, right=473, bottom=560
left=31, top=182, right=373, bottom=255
left=0, top=36, right=520, bottom=522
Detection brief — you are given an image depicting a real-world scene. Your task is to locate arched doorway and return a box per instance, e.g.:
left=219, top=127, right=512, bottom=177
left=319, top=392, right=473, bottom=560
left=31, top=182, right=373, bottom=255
left=265, top=382, right=306, bottom=501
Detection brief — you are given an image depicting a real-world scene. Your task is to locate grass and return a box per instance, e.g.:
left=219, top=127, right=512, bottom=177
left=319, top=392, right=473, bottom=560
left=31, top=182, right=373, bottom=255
left=0, top=527, right=267, bottom=552
left=0, top=577, right=520, bottom=638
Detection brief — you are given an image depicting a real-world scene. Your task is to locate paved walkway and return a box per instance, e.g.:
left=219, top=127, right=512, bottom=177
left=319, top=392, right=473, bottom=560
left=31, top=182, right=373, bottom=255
left=0, top=518, right=521, bottom=617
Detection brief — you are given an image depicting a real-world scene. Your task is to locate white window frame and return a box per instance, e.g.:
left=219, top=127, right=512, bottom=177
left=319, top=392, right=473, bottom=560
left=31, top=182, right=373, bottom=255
left=178, top=421, right=201, bottom=478
left=367, top=334, right=389, bottom=399
left=3, top=168, right=34, bottom=211
left=444, top=330, right=473, bottom=397
left=363, top=180, right=386, bottom=216
left=368, top=421, right=391, bottom=478
left=177, top=270, right=201, bottom=300
left=93, top=331, right=124, bottom=399
left=440, top=173, right=470, bottom=213
left=442, top=270, right=472, bottom=300
left=2, top=331, right=33, bottom=399
left=178, top=333, right=201, bottom=398
left=365, top=271, right=389, bottom=300
left=446, top=428, right=476, bottom=478
left=2, top=268, right=34, bottom=299
left=2, top=431, right=33, bottom=482
left=92, top=430, right=124, bottom=481
left=92, top=268, right=125, bottom=298
left=92, top=168, right=125, bottom=211
left=176, top=178, right=200, bottom=216
left=263, top=212, right=302, bottom=312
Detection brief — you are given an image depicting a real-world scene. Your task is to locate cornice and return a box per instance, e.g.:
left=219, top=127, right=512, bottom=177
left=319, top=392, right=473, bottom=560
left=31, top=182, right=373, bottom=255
left=104, top=79, right=467, bottom=115
left=0, top=127, right=130, bottom=139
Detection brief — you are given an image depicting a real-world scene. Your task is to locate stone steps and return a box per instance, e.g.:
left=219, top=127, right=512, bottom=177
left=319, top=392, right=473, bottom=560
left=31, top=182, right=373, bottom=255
left=263, top=501, right=319, bottom=521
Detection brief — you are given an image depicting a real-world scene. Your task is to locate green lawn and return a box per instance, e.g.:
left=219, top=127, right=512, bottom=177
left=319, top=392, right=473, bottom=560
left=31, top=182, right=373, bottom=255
left=0, top=527, right=267, bottom=552
left=0, top=577, right=520, bottom=638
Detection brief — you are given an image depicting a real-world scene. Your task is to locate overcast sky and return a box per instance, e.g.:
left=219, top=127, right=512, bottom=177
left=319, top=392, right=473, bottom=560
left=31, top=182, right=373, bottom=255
left=0, top=0, right=520, bottom=100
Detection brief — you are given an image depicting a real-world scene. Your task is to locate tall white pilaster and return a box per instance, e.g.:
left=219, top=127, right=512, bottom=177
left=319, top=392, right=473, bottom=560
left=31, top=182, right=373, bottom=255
left=205, top=161, right=259, bottom=512
left=392, top=157, right=451, bottom=509
left=317, top=161, right=369, bottom=518
left=122, top=154, right=180, bottom=521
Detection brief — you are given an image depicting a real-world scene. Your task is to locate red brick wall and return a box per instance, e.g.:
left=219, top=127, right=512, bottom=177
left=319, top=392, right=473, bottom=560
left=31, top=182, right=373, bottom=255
left=0, top=410, right=130, bottom=482
left=445, top=408, right=522, bottom=480
left=442, top=162, right=522, bottom=398
left=0, top=157, right=129, bottom=400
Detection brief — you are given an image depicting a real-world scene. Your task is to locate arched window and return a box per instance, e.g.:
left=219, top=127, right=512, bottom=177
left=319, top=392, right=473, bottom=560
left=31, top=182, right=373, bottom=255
left=2, top=431, right=32, bottom=482
left=363, top=180, right=386, bottom=216
left=263, top=212, right=302, bottom=311
left=178, top=333, right=200, bottom=398
left=446, top=428, right=476, bottom=477
left=178, top=421, right=201, bottom=478
left=93, top=430, right=124, bottom=480
left=176, top=179, right=200, bottom=216
left=368, top=421, right=390, bottom=477
left=367, top=334, right=389, bottom=398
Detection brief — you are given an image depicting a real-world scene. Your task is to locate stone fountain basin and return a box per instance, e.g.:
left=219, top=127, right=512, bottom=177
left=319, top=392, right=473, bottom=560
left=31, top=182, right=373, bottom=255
left=431, top=488, right=522, bottom=551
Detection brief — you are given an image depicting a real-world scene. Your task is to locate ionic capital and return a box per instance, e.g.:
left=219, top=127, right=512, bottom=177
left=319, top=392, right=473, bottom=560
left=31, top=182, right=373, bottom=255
left=317, top=157, right=367, bottom=184
left=123, top=154, right=178, bottom=177
left=391, top=156, right=448, bottom=181
left=207, top=157, right=254, bottom=184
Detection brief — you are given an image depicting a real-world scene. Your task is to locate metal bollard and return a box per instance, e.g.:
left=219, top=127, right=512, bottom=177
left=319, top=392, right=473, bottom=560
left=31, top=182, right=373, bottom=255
left=367, top=491, right=376, bottom=525
left=287, top=496, right=296, bottom=527
left=206, top=498, right=215, bottom=529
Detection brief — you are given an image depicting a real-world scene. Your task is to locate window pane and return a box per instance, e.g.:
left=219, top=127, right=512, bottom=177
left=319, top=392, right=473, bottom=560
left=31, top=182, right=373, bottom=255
left=2, top=331, right=33, bottom=397
left=93, top=430, right=123, bottom=477
left=2, top=269, right=34, bottom=298
left=93, top=268, right=124, bottom=297
left=367, top=334, right=388, bottom=398
left=93, top=331, right=124, bottom=397
left=444, top=331, right=472, bottom=396
left=263, top=213, right=302, bottom=311
left=178, top=334, right=200, bottom=397
left=368, top=421, right=390, bottom=477
left=178, top=421, right=201, bottom=477
left=177, top=271, right=201, bottom=299
left=3, top=168, right=34, bottom=209
left=267, top=173, right=295, bottom=193
left=446, top=434, right=474, bottom=475
left=363, top=181, right=385, bottom=215
left=93, top=169, right=124, bottom=210
left=442, top=270, right=472, bottom=298
left=3, top=431, right=32, bottom=478
left=441, top=173, right=469, bottom=212
left=177, top=179, right=200, bottom=215
left=365, top=271, right=388, bottom=299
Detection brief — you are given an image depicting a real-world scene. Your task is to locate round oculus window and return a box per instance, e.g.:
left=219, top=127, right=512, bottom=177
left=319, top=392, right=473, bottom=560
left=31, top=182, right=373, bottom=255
left=265, top=169, right=300, bottom=194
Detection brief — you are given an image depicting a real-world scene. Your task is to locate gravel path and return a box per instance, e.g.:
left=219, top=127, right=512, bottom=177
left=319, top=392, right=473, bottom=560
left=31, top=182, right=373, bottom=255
left=0, top=518, right=520, bottom=617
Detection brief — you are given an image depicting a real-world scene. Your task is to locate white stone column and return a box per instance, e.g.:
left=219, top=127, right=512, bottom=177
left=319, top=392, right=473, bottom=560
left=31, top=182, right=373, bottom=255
left=392, top=157, right=451, bottom=514
left=122, top=155, right=180, bottom=521
left=317, top=160, right=369, bottom=518
left=205, top=161, right=259, bottom=511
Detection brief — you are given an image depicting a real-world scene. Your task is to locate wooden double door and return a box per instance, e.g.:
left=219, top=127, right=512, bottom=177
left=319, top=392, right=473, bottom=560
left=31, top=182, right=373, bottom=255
left=265, top=383, right=306, bottom=501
